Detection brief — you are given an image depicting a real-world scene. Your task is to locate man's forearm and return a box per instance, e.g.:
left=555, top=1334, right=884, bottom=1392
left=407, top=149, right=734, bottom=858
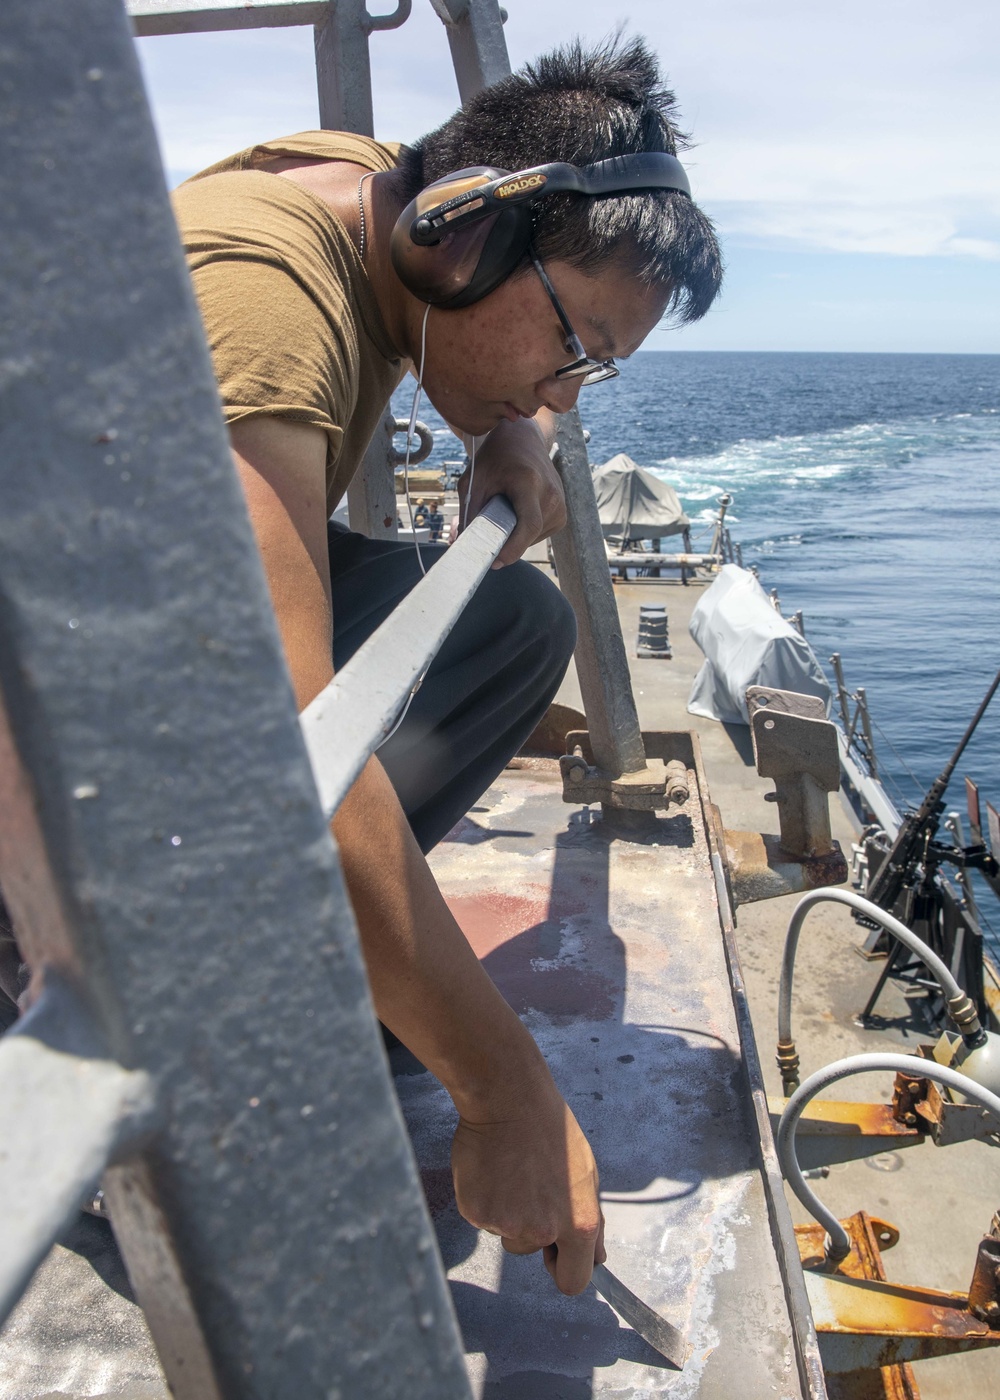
left=333, top=753, right=552, bottom=1115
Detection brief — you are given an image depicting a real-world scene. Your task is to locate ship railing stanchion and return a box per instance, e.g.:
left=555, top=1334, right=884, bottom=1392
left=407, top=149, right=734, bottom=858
left=0, top=3, right=473, bottom=1394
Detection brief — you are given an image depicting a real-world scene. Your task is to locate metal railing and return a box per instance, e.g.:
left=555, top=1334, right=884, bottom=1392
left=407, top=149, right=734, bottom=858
left=0, top=2, right=502, bottom=1394
left=0, top=0, right=650, bottom=1391
left=302, top=494, right=515, bottom=818
left=829, top=651, right=879, bottom=778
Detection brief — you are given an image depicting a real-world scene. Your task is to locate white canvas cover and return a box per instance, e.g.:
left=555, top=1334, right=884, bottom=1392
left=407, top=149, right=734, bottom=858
left=593, top=454, right=690, bottom=542
left=687, top=564, right=832, bottom=724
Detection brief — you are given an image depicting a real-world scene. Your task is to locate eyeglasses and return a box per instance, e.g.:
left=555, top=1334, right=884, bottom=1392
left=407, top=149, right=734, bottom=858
left=529, top=249, right=619, bottom=386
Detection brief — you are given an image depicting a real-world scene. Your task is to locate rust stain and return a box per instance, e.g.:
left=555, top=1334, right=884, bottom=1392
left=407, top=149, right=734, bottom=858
left=825, top=1364, right=920, bottom=1399
left=445, top=890, right=617, bottom=1022
left=799, top=1212, right=1000, bottom=1367
left=800, top=846, right=850, bottom=887
left=794, top=1100, right=924, bottom=1140
left=797, top=1212, right=899, bottom=1279
left=446, top=891, right=551, bottom=958
left=819, top=1282, right=981, bottom=1339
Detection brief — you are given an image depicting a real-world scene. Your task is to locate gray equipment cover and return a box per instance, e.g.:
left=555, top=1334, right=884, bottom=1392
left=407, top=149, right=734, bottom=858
left=688, top=565, right=831, bottom=724
left=593, top=454, right=690, bottom=542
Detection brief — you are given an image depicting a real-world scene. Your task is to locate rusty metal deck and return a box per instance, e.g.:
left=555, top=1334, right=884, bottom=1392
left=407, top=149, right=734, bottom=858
left=392, top=750, right=822, bottom=1399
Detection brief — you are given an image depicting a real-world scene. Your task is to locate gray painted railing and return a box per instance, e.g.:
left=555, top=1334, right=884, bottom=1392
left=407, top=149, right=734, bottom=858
left=0, top=0, right=647, bottom=1389
left=0, top=2, right=475, bottom=1394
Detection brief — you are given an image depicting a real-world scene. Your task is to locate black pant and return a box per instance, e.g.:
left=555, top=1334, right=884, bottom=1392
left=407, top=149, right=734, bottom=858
left=0, top=531, right=576, bottom=1028
left=327, top=523, right=577, bottom=853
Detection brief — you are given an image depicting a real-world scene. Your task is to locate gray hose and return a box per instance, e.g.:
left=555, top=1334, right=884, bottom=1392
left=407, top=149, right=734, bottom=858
left=777, top=889, right=981, bottom=1075
left=777, top=1052, right=1000, bottom=1262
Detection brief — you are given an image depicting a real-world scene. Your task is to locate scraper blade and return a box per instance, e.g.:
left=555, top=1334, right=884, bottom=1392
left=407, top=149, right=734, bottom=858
left=591, top=1262, right=690, bottom=1370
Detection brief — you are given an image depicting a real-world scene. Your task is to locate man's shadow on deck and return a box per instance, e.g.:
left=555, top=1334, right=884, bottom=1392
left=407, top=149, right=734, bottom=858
left=393, top=804, right=753, bottom=1396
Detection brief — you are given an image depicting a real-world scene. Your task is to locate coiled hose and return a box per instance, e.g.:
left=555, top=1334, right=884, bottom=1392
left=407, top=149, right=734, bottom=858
left=777, top=1052, right=1000, bottom=1262
left=776, top=888, right=985, bottom=1093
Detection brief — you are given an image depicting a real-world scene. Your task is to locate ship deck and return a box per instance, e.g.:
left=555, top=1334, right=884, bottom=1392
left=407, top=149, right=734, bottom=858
left=1, top=573, right=996, bottom=1400
left=551, top=576, right=999, bottom=1400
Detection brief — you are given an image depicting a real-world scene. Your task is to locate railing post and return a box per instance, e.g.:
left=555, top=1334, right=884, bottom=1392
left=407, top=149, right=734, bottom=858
left=312, top=0, right=409, bottom=534
left=856, top=685, right=879, bottom=779
left=430, top=0, right=648, bottom=780
left=829, top=652, right=852, bottom=732
left=549, top=415, right=648, bottom=779
left=429, top=0, right=510, bottom=98
left=348, top=409, right=402, bottom=536
left=313, top=0, right=415, bottom=145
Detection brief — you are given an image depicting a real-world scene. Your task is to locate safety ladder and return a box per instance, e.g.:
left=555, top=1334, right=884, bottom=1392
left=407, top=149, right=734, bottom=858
left=0, top=1, right=654, bottom=1394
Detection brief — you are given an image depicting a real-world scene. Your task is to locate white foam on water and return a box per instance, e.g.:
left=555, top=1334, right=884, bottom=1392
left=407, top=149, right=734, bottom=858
left=647, top=411, right=1000, bottom=510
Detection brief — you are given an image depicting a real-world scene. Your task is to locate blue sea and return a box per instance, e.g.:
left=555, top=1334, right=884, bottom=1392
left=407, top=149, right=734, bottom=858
left=395, top=352, right=1000, bottom=925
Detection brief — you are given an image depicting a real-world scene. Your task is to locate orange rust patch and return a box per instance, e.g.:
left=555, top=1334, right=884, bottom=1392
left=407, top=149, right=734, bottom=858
left=796, top=1101, right=924, bottom=1140
left=446, top=891, right=550, bottom=957
left=445, top=890, right=617, bottom=1022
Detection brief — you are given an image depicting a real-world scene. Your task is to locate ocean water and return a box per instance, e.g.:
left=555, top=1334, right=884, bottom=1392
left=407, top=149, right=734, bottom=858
left=393, top=351, right=1000, bottom=864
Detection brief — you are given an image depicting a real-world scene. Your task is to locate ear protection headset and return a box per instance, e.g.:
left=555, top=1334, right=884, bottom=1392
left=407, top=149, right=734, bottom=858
left=390, top=151, right=691, bottom=310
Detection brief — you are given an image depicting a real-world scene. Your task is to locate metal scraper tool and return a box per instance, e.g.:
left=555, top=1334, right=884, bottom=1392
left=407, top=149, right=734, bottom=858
left=591, top=1262, right=690, bottom=1370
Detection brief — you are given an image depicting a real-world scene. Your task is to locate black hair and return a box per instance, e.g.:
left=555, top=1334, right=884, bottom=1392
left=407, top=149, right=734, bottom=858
left=399, top=35, right=722, bottom=323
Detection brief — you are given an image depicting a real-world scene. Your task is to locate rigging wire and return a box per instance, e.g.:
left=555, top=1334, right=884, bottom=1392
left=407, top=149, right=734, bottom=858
left=867, top=712, right=926, bottom=797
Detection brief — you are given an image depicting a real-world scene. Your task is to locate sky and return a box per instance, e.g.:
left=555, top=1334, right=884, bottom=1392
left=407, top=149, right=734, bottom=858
left=133, top=0, right=1000, bottom=353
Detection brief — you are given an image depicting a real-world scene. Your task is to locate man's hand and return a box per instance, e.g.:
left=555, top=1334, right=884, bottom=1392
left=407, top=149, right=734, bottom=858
left=451, top=1066, right=606, bottom=1296
left=459, top=411, right=565, bottom=568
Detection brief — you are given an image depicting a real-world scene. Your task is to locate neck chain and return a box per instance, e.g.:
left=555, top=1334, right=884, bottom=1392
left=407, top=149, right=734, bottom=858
left=357, top=171, right=375, bottom=265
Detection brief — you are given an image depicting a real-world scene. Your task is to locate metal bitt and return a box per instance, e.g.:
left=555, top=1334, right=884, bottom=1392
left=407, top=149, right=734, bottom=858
left=0, top=4, right=470, bottom=1395
left=722, top=686, right=848, bottom=904
left=636, top=605, right=672, bottom=659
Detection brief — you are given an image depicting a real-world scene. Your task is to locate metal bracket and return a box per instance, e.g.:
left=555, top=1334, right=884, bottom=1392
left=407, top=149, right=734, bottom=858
left=748, top=686, right=840, bottom=857
left=968, top=1233, right=1000, bottom=1327
left=560, top=729, right=689, bottom=812
left=797, top=1210, right=1000, bottom=1373
left=723, top=686, right=848, bottom=904
left=902, top=1044, right=1000, bottom=1148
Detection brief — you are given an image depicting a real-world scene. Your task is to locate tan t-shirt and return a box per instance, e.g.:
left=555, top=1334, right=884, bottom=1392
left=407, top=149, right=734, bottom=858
left=172, top=132, right=407, bottom=515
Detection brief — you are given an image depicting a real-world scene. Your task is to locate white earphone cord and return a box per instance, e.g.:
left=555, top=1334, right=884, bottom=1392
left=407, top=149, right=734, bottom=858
left=463, top=434, right=476, bottom=533
left=402, top=302, right=432, bottom=578
left=378, top=302, right=433, bottom=751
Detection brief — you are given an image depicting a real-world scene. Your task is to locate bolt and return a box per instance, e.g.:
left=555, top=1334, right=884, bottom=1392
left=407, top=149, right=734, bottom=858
left=903, top=1112, right=917, bottom=1126
left=907, top=1081, right=922, bottom=1095
left=569, top=765, right=584, bottom=784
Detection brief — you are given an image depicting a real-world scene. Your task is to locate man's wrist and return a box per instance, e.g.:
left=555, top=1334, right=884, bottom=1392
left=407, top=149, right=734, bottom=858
left=444, top=1022, right=557, bottom=1123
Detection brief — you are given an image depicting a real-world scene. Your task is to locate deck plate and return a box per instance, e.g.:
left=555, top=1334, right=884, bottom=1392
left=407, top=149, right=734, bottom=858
left=394, top=755, right=809, bottom=1399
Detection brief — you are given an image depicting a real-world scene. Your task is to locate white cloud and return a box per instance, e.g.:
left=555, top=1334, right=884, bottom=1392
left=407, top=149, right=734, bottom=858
left=710, top=199, right=1000, bottom=261
left=135, top=0, right=1000, bottom=266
